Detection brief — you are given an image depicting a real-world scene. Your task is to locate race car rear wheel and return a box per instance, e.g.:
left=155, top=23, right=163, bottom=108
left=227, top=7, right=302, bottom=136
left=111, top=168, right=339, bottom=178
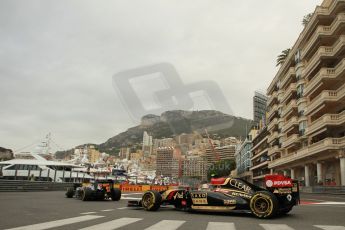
left=81, top=188, right=92, bottom=201
left=111, top=188, right=121, bottom=201
left=142, top=190, right=162, bottom=211
left=66, top=187, right=74, bottom=198
left=250, top=191, right=279, bottom=218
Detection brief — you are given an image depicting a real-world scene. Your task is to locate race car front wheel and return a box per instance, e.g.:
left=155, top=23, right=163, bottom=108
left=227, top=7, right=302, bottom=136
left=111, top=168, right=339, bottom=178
left=249, top=191, right=279, bottom=218
left=81, top=188, right=92, bottom=201
left=142, top=190, right=162, bottom=211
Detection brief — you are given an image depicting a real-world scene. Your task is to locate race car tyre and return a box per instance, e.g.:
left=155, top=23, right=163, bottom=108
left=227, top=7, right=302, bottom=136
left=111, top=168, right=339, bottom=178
left=249, top=191, right=279, bottom=218
left=66, top=187, right=74, bottom=198
left=111, top=188, right=121, bottom=201
left=142, top=190, right=162, bottom=211
left=81, top=188, right=92, bottom=201
left=96, top=191, right=105, bottom=201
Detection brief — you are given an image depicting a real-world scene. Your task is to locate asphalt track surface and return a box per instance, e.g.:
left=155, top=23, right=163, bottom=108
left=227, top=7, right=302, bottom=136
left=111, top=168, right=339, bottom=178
left=0, top=191, right=344, bottom=230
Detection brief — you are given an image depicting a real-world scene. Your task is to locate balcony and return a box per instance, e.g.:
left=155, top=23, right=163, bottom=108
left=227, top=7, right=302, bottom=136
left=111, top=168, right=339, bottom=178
left=281, top=99, right=297, bottom=118
left=282, top=134, right=299, bottom=148
left=268, top=145, right=281, bottom=156
left=267, top=91, right=278, bottom=107
left=302, top=13, right=345, bottom=60
left=303, top=36, right=345, bottom=78
left=267, top=118, right=278, bottom=131
left=280, top=67, right=296, bottom=90
left=251, top=148, right=268, bottom=161
left=269, top=136, right=345, bottom=168
left=304, top=59, right=345, bottom=97
left=267, top=104, right=278, bottom=120
left=306, top=110, right=345, bottom=136
left=282, top=116, right=298, bottom=133
left=250, top=161, right=269, bottom=171
left=281, top=83, right=297, bottom=104
left=268, top=131, right=279, bottom=144
left=306, top=83, right=345, bottom=116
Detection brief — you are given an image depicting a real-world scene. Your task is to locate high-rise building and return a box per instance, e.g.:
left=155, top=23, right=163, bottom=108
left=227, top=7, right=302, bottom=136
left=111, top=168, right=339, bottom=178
left=266, top=0, right=345, bottom=186
left=253, top=91, right=268, bottom=127
left=205, top=144, right=237, bottom=165
left=142, top=131, right=153, bottom=156
left=183, top=155, right=207, bottom=181
left=235, top=129, right=258, bottom=182
left=156, top=147, right=182, bottom=178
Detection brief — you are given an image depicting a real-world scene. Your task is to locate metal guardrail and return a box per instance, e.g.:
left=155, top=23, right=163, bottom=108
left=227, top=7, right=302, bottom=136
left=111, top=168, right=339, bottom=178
left=0, top=179, right=73, bottom=192
left=300, top=186, right=345, bottom=194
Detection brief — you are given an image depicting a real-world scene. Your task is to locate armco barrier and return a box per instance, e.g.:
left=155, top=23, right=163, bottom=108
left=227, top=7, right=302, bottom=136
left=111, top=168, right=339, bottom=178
left=0, top=180, right=73, bottom=192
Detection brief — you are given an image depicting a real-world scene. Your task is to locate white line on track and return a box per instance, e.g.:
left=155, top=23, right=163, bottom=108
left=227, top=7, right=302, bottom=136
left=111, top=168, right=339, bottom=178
left=100, top=209, right=114, bottom=212
left=117, top=207, right=129, bottom=210
left=79, top=217, right=142, bottom=230
left=120, top=197, right=141, bottom=200
left=260, top=224, right=295, bottom=230
left=319, top=202, right=345, bottom=205
left=80, top=212, right=97, bottom=215
left=206, top=222, right=236, bottom=230
left=314, top=225, right=345, bottom=230
left=5, top=215, right=104, bottom=230
left=144, top=220, right=186, bottom=230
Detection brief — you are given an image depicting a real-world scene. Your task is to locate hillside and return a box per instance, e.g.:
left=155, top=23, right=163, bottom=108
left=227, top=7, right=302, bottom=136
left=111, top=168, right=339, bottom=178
left=56, top=110, right=253, bottom=158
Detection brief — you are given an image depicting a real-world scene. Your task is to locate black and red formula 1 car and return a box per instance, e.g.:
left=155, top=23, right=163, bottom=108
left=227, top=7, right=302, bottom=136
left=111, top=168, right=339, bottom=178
left=128, top=175, right=299, bottom=219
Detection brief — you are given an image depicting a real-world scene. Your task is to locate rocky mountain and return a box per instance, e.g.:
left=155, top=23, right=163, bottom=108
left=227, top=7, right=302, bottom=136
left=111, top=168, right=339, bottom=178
left=56, top=110, right=253, bottom=158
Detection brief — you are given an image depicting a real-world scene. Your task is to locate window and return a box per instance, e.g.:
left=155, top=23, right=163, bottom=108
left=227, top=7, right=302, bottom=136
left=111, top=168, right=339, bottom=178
left=297, top=84, right=304, bottom=99
left=299, top=121, right=307, bottom=135
left=295, top=49, right=301, bottom=64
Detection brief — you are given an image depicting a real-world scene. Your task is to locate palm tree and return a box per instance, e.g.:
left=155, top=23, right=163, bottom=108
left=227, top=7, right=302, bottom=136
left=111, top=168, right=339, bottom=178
left=276, top=48, right=291, bottom=67
left=302, top=13, right=313, bottom=27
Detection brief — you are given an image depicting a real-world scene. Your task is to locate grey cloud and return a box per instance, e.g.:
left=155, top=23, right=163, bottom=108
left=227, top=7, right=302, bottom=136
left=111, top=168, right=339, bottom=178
left=0, top=0, right=320, bottom=152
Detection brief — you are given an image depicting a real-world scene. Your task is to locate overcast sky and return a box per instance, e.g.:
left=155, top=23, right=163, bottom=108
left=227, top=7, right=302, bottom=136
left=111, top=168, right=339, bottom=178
left=0, top=0, right=321, bottom=152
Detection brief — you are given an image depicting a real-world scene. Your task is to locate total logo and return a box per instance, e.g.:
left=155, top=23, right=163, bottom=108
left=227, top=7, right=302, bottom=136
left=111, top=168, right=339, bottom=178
left=265, top=179, right=292, bottom=187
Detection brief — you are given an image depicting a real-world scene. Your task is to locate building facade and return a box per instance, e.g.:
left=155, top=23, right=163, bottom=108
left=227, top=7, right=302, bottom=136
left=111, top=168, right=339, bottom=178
left=250, top=127, right=270, bottom=187
left=266, top=0, right=345, bottom=186
left=236, top=129, right=258, bottom=182
left=253, top=91, right=268, bottom=127
left=142, top=131, right=153, bottom=156
left=156, top=147, right=182, bottom=178
left=183, top=155, right=207, bottom=181
left=206, top=144, right=237, bottom=165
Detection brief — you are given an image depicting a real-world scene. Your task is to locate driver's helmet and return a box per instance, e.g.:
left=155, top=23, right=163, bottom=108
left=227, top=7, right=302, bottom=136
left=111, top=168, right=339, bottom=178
left=201, top=184, right=209, bottom=190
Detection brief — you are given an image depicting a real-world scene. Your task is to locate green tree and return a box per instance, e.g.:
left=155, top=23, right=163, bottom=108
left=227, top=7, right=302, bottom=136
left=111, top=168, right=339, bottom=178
left=276, top=48, right=291, bottom=67
left=302, top=13, right=313, bottom=27
left=207, top=159, right=236, bottom=180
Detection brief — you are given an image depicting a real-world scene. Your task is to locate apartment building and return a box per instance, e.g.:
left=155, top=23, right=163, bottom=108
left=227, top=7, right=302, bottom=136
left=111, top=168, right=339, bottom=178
left=183, top=155, right=207, bottom=181
left=266, top=0, right=345, bottom=186
left=236, top=129, right=258, bottom=182
left=250, top=127, right=270, bottom=187
left=156, top=147, right=182, bottom=178
left=205, top=144, right=237, bottom=165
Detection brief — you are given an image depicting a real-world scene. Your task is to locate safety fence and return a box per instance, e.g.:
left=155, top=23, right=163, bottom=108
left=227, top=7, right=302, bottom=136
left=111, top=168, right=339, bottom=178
left=0, top=179, right=73, bottom=192
left=0, top=179, right=176, bottom=192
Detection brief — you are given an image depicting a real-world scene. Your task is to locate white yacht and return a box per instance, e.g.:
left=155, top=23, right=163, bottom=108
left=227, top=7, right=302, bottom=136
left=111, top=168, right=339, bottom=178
left=0, top=153, right=93, bottom=182
left=0, top=134, right=93, bottom=182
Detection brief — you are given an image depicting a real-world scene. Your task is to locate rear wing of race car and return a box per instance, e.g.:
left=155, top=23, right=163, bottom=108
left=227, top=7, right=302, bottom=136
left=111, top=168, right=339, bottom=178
left=264, top=175, right=300, bottom=204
